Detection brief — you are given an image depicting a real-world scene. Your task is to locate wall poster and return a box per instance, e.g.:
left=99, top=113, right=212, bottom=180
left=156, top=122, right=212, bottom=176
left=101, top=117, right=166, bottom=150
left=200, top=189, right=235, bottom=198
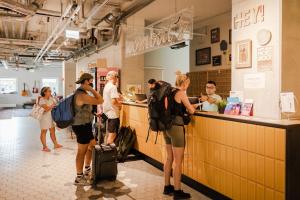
left=257, top=46, right=273, bottom=72
left=196, top=47, right=211, bottom=65
left=211, top=28, right=220, bottom=43
left=236, top=39, right=252, bottom=68
left=212, top=55, right=222, bottom=66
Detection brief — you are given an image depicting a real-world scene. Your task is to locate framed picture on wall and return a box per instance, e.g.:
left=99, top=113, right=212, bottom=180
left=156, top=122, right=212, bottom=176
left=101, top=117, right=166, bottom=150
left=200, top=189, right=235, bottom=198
left=196, top=47, right=211, bottom=65
left=212, top=55, right=222, bottom=66
left=211, top=28, right=220, bottom=43
left=236, top=39, right=252, bottom=68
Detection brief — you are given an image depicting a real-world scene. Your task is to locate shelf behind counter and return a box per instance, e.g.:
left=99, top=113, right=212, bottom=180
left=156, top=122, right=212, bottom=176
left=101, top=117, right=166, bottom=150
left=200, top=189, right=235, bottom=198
left=121, top=102, right=300, bottom=200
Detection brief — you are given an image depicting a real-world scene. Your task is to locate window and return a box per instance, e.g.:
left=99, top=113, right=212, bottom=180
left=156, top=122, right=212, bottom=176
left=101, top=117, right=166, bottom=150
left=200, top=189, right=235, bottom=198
left=0, top=78, right=17, bottom=94
left=42, top=78, right=58, bottom=94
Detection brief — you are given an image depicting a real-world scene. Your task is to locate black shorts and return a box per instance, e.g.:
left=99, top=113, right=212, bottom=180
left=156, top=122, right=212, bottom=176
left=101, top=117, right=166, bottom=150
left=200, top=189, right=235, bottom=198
left=72, top=123, right=94, bottom=144
left=107, top=118, right=120, bottom=134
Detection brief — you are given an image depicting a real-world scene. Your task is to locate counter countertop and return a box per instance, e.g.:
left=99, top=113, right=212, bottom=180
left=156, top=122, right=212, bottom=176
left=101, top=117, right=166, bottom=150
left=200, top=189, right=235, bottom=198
left=122, top=101, right=300, bottom=128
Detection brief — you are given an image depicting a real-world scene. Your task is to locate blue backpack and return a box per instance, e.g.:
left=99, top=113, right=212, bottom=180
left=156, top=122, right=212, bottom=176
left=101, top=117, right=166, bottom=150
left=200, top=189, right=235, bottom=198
left=51, top=88, right=84, bottom=129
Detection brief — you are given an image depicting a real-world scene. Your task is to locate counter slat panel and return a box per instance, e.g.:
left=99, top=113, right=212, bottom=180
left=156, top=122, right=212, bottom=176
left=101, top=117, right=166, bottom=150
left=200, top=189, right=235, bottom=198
left=121, top=104, right=287, bottom=200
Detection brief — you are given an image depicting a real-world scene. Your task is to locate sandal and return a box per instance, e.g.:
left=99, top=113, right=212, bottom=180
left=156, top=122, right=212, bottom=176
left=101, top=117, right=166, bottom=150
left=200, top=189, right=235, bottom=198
left=54, top=144, right=63, bottom=149
left=42, top=147, right=51, bottom=152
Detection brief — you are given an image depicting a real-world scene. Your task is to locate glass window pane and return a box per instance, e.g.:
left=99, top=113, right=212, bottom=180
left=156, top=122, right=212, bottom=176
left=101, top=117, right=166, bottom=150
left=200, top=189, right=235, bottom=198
left=42, top=78, right=58, bottom=94
left=0, top=78, right=17, bottom=94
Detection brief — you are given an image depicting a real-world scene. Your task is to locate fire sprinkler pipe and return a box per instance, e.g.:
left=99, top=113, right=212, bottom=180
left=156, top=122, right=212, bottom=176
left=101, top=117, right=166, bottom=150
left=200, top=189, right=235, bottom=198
left=54, top=0, right=110, bottom=53
left=36, top=5, right=81, bottom=63
left=33, top=3, right=73, bottom=63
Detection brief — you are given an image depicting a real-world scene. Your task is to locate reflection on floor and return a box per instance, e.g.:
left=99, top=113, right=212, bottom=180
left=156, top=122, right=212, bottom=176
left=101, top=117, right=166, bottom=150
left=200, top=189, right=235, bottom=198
left=0, top=117, right=211, bottom=200
left=0, top=108, right=31, bottom=119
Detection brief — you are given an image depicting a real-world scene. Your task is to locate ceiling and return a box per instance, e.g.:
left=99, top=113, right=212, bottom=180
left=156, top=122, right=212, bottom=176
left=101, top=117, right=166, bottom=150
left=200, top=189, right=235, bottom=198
left=129, top=0, right=231, bottom=25
left=0, top=0, right=231, bottom=70
left=0, top=0, right=148, bottom=69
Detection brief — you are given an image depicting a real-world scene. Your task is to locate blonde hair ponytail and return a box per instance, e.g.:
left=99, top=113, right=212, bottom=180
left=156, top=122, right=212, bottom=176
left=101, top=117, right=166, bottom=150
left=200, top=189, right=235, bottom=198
left=175, top=70, right=189, bottom=87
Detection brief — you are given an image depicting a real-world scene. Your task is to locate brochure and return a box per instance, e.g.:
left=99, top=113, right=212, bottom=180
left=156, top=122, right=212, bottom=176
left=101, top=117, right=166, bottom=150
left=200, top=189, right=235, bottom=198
left=241, top=99, right=254, bottom=116
left=224, top=97, right=241, bottom=115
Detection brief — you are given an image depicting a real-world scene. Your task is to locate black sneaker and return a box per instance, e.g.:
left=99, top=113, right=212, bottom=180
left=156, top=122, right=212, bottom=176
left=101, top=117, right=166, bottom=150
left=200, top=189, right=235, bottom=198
left=173, top=190, right=191, bottom=200
left=163, top=185, right=175, bottom=195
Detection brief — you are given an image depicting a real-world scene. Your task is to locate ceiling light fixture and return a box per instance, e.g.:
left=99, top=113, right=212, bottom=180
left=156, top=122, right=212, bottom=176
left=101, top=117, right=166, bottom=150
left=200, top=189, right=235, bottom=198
left=65, top=29, right=80, bottom=39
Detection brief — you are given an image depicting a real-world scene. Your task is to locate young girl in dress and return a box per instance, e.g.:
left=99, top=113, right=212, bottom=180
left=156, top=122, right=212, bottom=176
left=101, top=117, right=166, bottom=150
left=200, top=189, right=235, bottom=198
left=39, top=87, right=63, bottom=152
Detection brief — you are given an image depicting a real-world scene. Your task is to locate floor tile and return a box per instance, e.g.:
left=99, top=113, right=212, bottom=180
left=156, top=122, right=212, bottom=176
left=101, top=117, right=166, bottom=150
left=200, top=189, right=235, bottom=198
left=0, top=116, right=211, bottom=200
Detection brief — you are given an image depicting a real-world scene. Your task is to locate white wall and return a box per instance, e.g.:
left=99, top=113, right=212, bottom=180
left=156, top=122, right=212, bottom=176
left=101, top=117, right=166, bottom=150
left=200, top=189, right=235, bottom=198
left=0, top=66, right=63, bottom=106
left=63, top=61, right=76, bottom=97
left=144, top=44, right=190, bottom=86
left=190, top=12, right=232, bottom=72
left=76, top=44, right=122, bottom=79
left=231, top=0, right=282, bottom=119
left=75, top=29, right=145, bottom=93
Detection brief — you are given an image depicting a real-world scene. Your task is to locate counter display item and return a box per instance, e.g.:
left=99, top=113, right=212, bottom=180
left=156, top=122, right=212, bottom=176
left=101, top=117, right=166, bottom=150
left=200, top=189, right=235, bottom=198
left=240, top=102, right=253, bottom=116
left=224, top=97, right=241, bottom=115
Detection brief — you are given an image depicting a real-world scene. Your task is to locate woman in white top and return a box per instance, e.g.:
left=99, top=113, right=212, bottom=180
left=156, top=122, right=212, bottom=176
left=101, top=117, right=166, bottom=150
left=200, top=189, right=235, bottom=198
left=39, top=87, right=62, bottom=152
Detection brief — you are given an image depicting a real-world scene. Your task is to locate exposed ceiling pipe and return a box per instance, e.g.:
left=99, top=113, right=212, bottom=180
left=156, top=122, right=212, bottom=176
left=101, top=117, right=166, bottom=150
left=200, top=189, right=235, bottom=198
left=71, top=0, right=156, bottom=60
left=36, top=5, right=81, bottom=63
left=33, top=3, right=73, bottom=63
left=55, top=0, right=110, bottom=52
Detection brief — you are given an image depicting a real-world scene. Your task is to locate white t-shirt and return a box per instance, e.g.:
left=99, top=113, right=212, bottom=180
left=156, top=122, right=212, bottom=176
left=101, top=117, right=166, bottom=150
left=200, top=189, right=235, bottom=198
left=202, top=94, right=222, bottom=112
left=103, top=81, right=120, bottom=119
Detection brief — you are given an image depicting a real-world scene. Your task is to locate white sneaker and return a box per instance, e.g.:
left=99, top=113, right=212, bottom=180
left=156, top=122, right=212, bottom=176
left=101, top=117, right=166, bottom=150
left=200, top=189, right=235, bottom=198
left=83, top=166, right=92, bottom=177
left=74, top=175, right=90, bottom=186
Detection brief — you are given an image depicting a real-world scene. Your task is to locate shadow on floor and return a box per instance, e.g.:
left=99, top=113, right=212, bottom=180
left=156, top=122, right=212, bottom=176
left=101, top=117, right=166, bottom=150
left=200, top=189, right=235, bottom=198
left=75, top=179, right=134, bottom=200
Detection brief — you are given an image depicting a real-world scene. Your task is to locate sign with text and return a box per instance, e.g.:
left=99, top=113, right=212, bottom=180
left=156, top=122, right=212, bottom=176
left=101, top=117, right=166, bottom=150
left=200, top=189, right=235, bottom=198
left=280, top=92, right=295, bottom=113
left=233, top=4, right=264, bottom=30
left=244, top=73, right=266, bottom=89
left=125, top=8, right=193, bottom=57
left=257, top=46, right=273, bottom=72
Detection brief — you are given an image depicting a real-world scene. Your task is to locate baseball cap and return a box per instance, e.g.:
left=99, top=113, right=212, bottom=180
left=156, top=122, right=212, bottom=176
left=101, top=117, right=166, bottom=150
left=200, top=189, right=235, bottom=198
left=106, top=71, right=119, bottom=79
left=75, top=73, right=94, bottom=84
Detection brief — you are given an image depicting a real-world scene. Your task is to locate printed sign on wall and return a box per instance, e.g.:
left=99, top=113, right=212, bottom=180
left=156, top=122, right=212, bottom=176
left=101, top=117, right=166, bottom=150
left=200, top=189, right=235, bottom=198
left=257, top=46, right=273, bottom=72
left=244, top=73, right=266, bottom=89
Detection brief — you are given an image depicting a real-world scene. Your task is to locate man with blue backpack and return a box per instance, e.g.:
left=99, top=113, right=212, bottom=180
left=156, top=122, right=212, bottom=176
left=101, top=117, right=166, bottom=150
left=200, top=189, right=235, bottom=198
left=71, top=73, right=103, bottom=185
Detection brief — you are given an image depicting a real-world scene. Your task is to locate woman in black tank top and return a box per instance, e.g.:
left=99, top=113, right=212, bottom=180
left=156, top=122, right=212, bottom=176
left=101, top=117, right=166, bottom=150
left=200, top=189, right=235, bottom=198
left=163, top=71, right=199, bottom=199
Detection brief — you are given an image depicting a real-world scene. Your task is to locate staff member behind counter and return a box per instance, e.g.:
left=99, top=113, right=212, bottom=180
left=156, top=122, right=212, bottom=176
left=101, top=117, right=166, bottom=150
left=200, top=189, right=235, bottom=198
left=135, top=79, right=157, bottom=104
left=200, top=81, right=222, bottom=112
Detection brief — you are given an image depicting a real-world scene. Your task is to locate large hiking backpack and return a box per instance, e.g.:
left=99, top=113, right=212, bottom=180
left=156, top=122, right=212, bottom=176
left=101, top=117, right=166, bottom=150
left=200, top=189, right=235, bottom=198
left=115, top=126, right=136, bottom=162
left=51, top=88, right=83, bottom=129
left=147, top=81, right=177, bottom=143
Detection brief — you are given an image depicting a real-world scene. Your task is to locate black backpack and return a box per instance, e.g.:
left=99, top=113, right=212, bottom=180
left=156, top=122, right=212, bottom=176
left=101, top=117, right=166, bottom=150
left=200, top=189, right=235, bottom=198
left=115, top=126, right=136, bottom=162
left=146, top=81, right=178, bottom=143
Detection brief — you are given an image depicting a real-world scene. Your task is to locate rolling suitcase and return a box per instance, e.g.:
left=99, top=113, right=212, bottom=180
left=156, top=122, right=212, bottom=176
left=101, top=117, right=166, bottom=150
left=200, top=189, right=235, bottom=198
left=92, top=144, right=118, bottom=185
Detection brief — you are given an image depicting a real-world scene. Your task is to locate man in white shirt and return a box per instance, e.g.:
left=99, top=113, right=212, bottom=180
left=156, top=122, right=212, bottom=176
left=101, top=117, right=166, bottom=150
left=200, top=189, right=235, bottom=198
left=200, top=81, right=222, bottom=112
left=103, top=71, right=122, bottom=144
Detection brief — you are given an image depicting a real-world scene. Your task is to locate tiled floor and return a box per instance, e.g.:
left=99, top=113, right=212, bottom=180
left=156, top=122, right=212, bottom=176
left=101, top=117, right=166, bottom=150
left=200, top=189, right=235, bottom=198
left=0, top=116, right=211, bottom=200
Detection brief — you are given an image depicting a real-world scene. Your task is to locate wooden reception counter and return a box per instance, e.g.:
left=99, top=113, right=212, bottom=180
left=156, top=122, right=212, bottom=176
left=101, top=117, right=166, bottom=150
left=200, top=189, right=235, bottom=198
left=121, top=102, right=300, bottom=200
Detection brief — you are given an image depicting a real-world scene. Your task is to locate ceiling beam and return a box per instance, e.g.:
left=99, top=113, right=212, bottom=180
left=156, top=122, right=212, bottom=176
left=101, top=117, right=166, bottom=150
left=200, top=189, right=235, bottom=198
left=20, top=23, right=24, bottom=39
left=3, top=22, right=8, bottom=38
left=12, top=22, right=16, bottom=39
left=0, top=38, right=77, bottom=49
left=36, top=9, right=62, bottom=18
left=0, top=0, right=35, bottom=16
